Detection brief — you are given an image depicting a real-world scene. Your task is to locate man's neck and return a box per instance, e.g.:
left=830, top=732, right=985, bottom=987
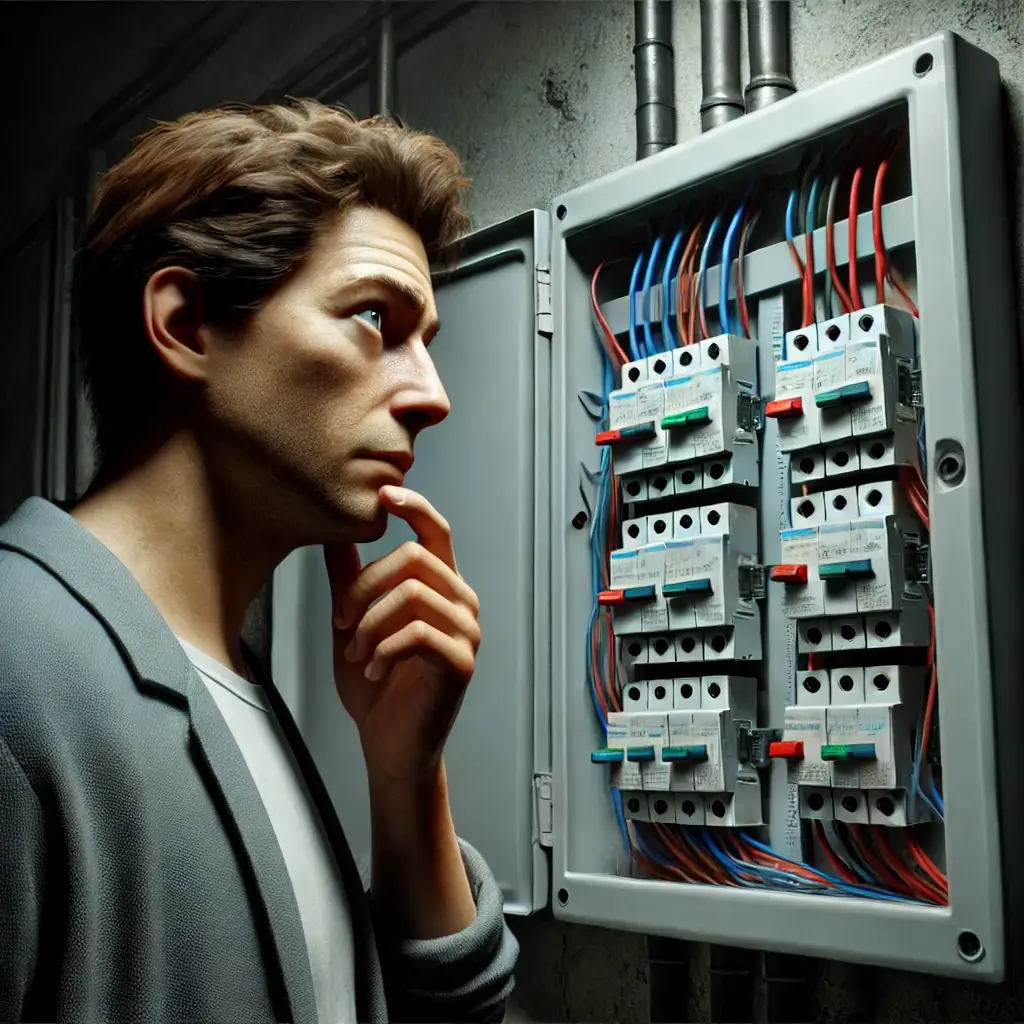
left=71, top=433, right=288, bottom=676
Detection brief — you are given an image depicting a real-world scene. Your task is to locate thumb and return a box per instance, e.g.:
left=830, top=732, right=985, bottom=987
left=323, top=543, right=362, bottom=630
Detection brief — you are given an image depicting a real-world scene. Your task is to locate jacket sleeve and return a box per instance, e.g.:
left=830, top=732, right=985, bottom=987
left=371, top=839, right=519, bottom=1023
left=0, top=734, right=47, bottom=1021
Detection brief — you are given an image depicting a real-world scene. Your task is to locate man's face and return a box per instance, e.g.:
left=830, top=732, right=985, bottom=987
left=201, top=206, right=450, bottom=543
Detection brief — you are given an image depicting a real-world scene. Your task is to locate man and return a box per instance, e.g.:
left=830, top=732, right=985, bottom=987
left=0, top=99, right=518, bottom=1022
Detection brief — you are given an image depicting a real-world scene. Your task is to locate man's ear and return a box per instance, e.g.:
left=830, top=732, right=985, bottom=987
left=142, top=266, right=210, bottom=382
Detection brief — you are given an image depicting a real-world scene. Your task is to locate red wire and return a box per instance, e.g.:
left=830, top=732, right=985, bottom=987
left=826, top=176, right=853, bottom=314
left=872, top=157, right=889, bottom=303
left=813, top=821, right=858, bottom=884
left=802, top=220, right=815, bottom=327
left=736, top=207, right=755, bottom=339
left=591, top=261, right=628, bottom=366
left=848, top=166, right=864, bottom=310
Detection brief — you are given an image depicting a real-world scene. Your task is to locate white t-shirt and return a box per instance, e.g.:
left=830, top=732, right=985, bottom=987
left=178, top=637, right=356, bottom=1024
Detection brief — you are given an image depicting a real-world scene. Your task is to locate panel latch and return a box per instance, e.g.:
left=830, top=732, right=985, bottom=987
left=534, top=772, right=553, bottom=848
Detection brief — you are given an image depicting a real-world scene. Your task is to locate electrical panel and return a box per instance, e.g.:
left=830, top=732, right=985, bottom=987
left=273, top=33, right=1023, bottom=981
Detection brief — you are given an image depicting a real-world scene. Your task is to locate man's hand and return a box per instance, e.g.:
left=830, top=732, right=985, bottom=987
left=324, top=485, right=480, bottom=938
left=325, top=484, right=481, bottom=788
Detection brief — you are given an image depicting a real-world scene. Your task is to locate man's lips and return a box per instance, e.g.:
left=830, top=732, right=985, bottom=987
left=364, top=451, right=414, bottom=473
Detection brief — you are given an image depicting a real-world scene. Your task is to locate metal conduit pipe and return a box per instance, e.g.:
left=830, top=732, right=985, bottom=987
left=370, top=2, right=398, bottom=118
left=745, top=0, right=795, bottom=112
left=633, top=0, right=676, bottom=159
left=699, top=0, right=743, bottom=132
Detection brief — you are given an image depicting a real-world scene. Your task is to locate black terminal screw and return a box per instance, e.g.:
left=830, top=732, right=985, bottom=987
left=571, top=510, right=589, bottom=530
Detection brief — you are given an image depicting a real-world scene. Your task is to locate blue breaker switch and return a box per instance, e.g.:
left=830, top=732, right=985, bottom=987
left=817, top=559, right=874, bottom=580
left=815, top=380, right=872, bottom=409
left=590, top=748, right=625, bottom=764
left=661, top=745, right=708, bottom=762
left=625, top=745, right=657, bottom=763
left=663, top=578, right=713, bottom=596
left=821, top=743, right=877, bottom=761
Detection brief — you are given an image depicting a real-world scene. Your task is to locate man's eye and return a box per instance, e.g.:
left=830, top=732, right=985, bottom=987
left=354, top=307, right=383, bottom=331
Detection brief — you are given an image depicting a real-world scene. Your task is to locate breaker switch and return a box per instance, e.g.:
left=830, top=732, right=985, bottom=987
left=598, top=586, right=657, bottom=605
left=625, top=745, right=657, bottom=763
left=595, top=422, right=657, bottom=446
left=661, top=744, right=709, bottom=762
left=817, top=559, right=874, bottom=580
left=821, top=743, right=877, bottom=761
left=661, top=406, right=711, bottom=430
left=815, top=380, right=873, bottom=408
left=765, top=396, right=804, bottom=419
left=590, top=747, right=624, bottom=764
left=768, top=740, right=805, bottom=759
left=663, top=577, right=713, bottom=596
left=770, top=564, right=808, bottom=585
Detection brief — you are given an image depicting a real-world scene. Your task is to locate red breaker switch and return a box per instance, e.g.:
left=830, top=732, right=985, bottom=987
left=765, top=396, right=804, bottom=419
left=770, top=564, right=808, bottom=585
left=769, top=740, right=805, bottom=759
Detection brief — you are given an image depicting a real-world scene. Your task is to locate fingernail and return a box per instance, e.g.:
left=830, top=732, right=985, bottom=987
left=365, top=659, right=384, bottom=681
left=345, top=637, right=364, bottom=662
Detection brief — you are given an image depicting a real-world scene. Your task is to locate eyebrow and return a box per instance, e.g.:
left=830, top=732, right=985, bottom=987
left=349, top=272, right=440, bottom=338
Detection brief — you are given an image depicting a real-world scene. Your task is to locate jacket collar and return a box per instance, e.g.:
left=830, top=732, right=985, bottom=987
left=0, top=497, right=320, bottom=1024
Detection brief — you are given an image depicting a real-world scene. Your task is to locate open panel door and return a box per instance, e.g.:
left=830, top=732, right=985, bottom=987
left=272, top=210, right=552, bottom=914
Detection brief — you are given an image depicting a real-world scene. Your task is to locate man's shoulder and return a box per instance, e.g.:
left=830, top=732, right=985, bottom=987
left=0, top=543, right=134, bottom=720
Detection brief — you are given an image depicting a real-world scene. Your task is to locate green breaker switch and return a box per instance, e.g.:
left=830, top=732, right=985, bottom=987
left=817, top=559, right=874, bottom=580
left=661, top=406, right=711, bottom=430
left=821, top=743, right=877, bottom=761
left=661, top=745, right=708, bottom=762
left=815, top=380, right=872, bottom=409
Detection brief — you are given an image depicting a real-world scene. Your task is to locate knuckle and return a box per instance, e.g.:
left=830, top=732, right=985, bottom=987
left=409, top=620, right=433, bottom=645
left=398, top=577, right=429, bottom=604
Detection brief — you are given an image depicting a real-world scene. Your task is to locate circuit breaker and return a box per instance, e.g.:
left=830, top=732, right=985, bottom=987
left=271, top=32, right=1023, bottom=983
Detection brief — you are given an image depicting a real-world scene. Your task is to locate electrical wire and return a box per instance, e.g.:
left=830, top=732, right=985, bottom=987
left=872, top=146, right=920, bottom=317
left=627, top=251, right=646, bottom=362
left=642, top=234, right=665, bottom=356
left=720, top=204, right=746, bottom=337
left=676, top=219, right=705, bottom=346
left=696, top=216, right=722, bottom=341
left=848, top=166, right=864, bottom=310
left=736, top=204, right=760, bottom=340
left=662, top=229, right=685, bottom=350
left=785, top=190, right=812, bottom=328
left=826, top=170, right=853, bottom=314
left=804, top=176, right=822, bottom=324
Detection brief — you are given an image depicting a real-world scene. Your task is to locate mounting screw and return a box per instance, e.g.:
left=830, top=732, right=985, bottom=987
left=571, top=510, right=589, bottom=530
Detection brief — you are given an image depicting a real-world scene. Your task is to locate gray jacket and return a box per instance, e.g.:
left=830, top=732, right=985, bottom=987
left=0, top=497, right=518, bottom=1023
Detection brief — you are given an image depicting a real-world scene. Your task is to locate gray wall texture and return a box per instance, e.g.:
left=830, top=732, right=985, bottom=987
left=3, top=1, right=1024, bottom=1020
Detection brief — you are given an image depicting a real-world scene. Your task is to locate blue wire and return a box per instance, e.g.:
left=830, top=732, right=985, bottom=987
left=662, top=229, right=685, bottom=350
left=720, top=206, right=745, bottom=337
left=933, top=789, right=945, bottom=816
left=642, top=235, right=665, bottom=358
left=697, top=217, right=722, bottom=337
left=785, top=190, right=799, bottom=251
left=627, top=252, right=646, bottom=363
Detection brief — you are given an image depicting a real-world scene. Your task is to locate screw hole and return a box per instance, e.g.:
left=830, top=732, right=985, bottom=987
left=797, top=499, right=816, bottom=519
left=858, top=313, right=874, bottom=333
left=875, top=795, right=895, bottom=816
left=682, top=636, right=696, bottom=653
left=803, top=675, right=821, bottom=693
left=572, top=510, right=589, bottom=530
left=628, top=642, right=642, bottom=657
left=681, top=799, right=696, bottom=816
left=937, top=450, right=965, bottom=486
left=832, top=494, right=847, bottom=510
left=709, top=462, right=725, bottom=480
left=872, top=672, right=891, bottom=690
left=626, top=798, right=640, bottom=813
left=866, top=488, right=882, bottom=507
left=626, top=479, right=641, bottom=496
left=707, top=682, right=721, bottom=699
left=680, top=349, right=693, bottom=366
left=680, top=682, right=694, bottom=699
left=710, top=634, right=726, bottom=653
left=680, top=513, right=694, bottom=529
left=874, top=620, right=893, bottom=640
left=627, top=685, right=641, bottom=702
left=838, top=672, right=854, bottom=690
left=653, top=638, right=669, bottom=655
left=793, top=333, right=809, bottom=351
left=957, top=930, right=985, bottom=963
left=556, top=205, right=567, bottom=221
left=711, top=799, right=726, bottom=818
left=653, top=358, right=667, bottom=375
left=653, top=475, right=668, bottom=492
left=868, top=441, right=886, bottom=460
left=654, top=685, right=666, bottom=700
left=628, top=366, right=641, bottom=382
left=807, top=627, right=823, bottom=645
left=826, top=324, right=842, bottom=341
left=707, top=509, right=721, bottom=526
left=841, top=795, right=859, bottom=813
left=833, top=449, right=850, bottom=467
left=627, top=523, right=640, bottom=538
left=653, top=798, right=669, bottom=815
left=840, top=625, right=856, bottom=642
left=808, top=792, right=825, bottom=811
left=653, top=518, right=667, bottom=534
left=799, top=457, right=815, bottom=475
left=707, top=342, right=721, bottom=361
left=681, top=469, right=697, bottom=485
left=914, top=52, right=934, bottom=77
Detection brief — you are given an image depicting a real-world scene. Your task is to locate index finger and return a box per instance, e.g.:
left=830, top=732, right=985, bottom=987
left=379, top=485, right=458, bottom=571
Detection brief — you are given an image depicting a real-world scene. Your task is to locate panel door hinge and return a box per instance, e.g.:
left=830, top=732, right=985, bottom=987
left=738, top=563, right=768, bottom=601
left=737, top=392, right=764, bottom=433
left=536, top=266, right=553, bottom=337
left=534, top=772, right=553, bottom=847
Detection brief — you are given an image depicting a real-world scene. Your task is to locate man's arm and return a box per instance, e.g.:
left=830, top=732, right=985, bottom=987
left=0, top=734, right=47, bottom=1021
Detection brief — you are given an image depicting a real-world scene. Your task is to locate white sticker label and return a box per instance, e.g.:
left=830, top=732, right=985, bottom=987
left=637, top=381, right=666, bottom=420
left=845, top=340, right=880, bottom=379
left=608, top=389, right=638, bottom=428
left=663, top=375, right=695, bottom=415
left=776, top=359, right=814, bottom=395
left=814, top=350, right=846, bottom=393
left=610, top=549, right=639, bottom=588
left=780, top=527, right=818, bottom=565
left=817, top=523, right=851, bottom=562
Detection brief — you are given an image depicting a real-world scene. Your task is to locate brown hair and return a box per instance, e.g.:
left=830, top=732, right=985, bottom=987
left=73, top=99, right=470, bottom=465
